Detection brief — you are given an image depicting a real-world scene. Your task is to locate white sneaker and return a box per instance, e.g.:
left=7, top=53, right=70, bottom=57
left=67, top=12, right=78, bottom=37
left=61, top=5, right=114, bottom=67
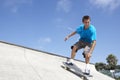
left=66, top=59, right=74, bottom=66
left=84, top=69, right=90, bottom=75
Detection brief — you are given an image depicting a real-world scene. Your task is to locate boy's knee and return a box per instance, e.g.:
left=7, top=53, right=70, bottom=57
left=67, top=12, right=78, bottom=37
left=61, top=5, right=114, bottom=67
left=84, top=53, right=88, bottom=57
left=71, top=46, right=78, bottom=52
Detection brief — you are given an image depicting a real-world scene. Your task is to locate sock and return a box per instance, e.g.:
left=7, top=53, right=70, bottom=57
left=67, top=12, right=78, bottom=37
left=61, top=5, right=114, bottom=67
left=69, top=59, right=74, bottom=63
left=85, top=64, right=90, bottom=73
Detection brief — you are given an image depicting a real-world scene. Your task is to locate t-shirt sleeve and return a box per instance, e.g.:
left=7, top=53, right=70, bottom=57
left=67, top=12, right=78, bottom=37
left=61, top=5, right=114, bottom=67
left=91, top=28, right=97, bottom=41
left=76, top=26, right=82, bottom=34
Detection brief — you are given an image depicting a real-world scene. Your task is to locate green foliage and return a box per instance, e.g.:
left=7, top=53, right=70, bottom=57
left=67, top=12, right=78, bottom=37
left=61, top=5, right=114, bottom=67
left=95, top=54, right=120, bottom=79
left=106, top=54, right=118, bottom=70
left=116, top=65, right=120, bottom=69
left=95, top=62, right=106, bottom=71
left=95, top=54, right=118, bottom=70
left=116, top=77, right=120, bottom=80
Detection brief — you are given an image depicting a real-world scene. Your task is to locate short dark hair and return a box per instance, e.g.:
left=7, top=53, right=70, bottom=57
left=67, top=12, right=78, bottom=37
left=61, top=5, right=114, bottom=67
left=82, top=15, right=91, bottom=22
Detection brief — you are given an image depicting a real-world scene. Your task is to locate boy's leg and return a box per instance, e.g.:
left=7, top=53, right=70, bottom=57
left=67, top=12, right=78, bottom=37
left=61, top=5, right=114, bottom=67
left=67, top=41, right=82, bottom=64
left=71, top=45, right=78, bottom=59
left=84, top=46, right=91, bottom=74
left=85, top=54, right=90, bottom=64
left=67, top=45, right=78, bottom=65
left=85, top=54, right=90, bottom=72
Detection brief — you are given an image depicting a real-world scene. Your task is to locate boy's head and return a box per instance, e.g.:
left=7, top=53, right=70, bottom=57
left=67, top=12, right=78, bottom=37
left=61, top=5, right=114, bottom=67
left=82, top=15, right=91, bottom=28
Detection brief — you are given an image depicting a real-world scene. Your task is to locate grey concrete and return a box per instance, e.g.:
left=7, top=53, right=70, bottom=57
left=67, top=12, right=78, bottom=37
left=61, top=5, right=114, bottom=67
left=0, top=41, right=115, bottom=80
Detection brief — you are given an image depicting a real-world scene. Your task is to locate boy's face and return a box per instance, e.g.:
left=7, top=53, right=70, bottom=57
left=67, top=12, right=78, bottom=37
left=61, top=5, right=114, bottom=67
left=83, top=19, right=90, bottom=28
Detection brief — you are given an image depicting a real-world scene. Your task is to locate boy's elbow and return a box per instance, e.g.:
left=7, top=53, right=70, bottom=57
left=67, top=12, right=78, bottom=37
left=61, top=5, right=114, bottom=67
left=93, top=40, right=96, bottom=45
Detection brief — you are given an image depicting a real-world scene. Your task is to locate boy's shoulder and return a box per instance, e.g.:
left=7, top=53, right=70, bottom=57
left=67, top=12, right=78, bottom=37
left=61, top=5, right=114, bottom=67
left=77, top=24, right=84, bottom=29
left=90, top=24, right=95, bottom=28
left=90, top=25, right=96, bottom=29
left=89, top=25, right=96, bottom=33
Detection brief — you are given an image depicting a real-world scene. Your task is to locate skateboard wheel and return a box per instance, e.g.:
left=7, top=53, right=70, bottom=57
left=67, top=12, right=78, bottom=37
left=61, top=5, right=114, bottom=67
left=82, top=77, right=87, bottom=80
left=81, top=77, right=84, bottom=79
left=65, top=67, right=70, bottom=70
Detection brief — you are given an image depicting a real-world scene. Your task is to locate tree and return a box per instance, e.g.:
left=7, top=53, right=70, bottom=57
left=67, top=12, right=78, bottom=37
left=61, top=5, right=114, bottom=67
left=106, top=54, right=118, bottom=70
left=95, top=62, right=106, bottom=71
left=116, top=65, right=120, bottom=69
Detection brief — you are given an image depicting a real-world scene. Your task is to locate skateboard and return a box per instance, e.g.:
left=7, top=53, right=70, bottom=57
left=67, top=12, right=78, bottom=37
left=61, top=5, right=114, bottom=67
left=62, top=62, right=93, bottom=80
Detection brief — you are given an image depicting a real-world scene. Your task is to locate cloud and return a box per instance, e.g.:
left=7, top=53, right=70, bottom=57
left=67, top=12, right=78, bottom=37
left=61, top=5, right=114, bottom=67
left=67, top=27, right=74, bottom=31
left=89, top=0, right=120, bottom=11
left=2, top=0, right=32, bottom=13
left=38, top=37, right=52, bottom=44
left=37, top=37, right=52, bottom=50
left=56, top=0, right=72, bottom=13
left=53, top=18, right=74, bottom=31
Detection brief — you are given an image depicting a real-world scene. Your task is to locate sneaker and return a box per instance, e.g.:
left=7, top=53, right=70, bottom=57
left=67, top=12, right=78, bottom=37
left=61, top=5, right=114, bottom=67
left=84, top=69, right=90, bottom=75
left=66, top=61, right=73, bottom=66
left=84, top=72, right=90, bottom=75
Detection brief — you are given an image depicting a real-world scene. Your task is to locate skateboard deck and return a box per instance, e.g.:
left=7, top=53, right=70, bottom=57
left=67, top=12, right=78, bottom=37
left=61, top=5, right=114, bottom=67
left=62, top=62, right=93, bottom=80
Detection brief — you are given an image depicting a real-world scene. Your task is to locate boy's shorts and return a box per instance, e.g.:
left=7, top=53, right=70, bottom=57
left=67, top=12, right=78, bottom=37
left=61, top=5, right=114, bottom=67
left=71, top=40, right=92, bottom=57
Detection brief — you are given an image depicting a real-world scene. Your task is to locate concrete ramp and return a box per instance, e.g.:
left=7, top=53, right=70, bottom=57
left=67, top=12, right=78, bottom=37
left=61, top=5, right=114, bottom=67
left=0, top=41, right=114, bottom=80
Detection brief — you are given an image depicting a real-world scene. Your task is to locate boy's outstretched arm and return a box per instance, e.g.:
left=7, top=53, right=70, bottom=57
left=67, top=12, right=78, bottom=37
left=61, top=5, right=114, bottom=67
left=64, top=31, right=76, bottom=41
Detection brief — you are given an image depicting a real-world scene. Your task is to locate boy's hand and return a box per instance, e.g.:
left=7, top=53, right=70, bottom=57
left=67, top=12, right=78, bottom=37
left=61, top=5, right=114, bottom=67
left=64, top=31, right=76, bottom=41
left=86, top=52, right=92, bottom=58
left=64, top=36, right=69, bottom=41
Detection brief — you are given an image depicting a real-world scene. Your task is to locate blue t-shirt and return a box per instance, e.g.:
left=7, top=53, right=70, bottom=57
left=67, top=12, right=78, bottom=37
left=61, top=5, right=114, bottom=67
left=76, top=24, right=96, bottom=43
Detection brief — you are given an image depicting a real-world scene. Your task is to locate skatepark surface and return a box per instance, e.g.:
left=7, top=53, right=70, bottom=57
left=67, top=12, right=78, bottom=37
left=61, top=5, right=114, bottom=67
left=0, top=41, right=115, bottom=80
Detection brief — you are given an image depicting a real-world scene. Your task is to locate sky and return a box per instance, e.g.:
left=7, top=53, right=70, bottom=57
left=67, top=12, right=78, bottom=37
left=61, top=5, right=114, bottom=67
left=0, top=0, right=120, bottom=64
